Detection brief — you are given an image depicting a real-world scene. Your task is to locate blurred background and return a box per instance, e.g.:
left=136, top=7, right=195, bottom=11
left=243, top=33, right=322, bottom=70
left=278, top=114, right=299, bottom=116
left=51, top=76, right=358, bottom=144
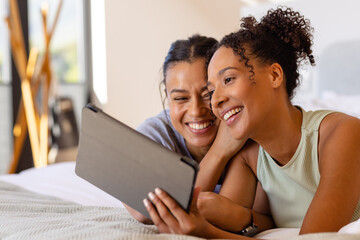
left=0, top=0, right=359, bottom=173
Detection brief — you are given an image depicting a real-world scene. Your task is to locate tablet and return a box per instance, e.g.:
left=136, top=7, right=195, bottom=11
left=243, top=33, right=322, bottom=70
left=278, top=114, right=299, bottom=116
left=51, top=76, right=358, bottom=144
left=75, top=104, right=198, bottom=218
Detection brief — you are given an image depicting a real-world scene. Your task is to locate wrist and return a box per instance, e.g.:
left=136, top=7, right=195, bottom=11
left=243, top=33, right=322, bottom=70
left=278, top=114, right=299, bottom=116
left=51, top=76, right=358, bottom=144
left=207, top=145, right=232, bottom=163
left=239, top=208, right=258, bottom=237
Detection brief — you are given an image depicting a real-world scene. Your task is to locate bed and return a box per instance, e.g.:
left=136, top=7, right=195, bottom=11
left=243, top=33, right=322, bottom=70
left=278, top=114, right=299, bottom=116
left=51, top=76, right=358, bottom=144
left=1, top=97, right=360, bottom=240
left=0, top=157, right=359, bottom=240
left=1, top=60, right=360, bottom=240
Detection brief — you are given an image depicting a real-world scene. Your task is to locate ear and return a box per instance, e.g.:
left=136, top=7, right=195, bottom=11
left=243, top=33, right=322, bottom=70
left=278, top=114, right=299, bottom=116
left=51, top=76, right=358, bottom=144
left=269, top=63, right=284, bottom=89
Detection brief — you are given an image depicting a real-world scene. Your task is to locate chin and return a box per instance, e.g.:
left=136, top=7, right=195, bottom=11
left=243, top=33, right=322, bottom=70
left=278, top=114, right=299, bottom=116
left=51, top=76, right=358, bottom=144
left=187, top=137, right=214, bottom=148
left=228, top=126, right=245, bottom=140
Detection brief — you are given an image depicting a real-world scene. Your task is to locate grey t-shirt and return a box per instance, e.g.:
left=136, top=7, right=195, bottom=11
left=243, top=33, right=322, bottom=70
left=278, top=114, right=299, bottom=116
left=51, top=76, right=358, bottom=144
left=136, top=110, right=193, bottom=159
left=136, top=110, right=222, bottom=193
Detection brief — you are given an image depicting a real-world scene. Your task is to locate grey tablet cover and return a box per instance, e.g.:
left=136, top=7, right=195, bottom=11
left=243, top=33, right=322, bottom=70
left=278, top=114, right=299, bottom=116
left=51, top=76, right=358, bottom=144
left=75, top=104, right=198, bottom=218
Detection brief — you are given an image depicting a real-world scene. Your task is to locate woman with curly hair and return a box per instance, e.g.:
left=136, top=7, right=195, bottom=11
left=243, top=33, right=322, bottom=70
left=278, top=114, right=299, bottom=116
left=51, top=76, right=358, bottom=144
left=125, top=34, right=246, bottom=224
left=143, top=7, right=360, bottom=238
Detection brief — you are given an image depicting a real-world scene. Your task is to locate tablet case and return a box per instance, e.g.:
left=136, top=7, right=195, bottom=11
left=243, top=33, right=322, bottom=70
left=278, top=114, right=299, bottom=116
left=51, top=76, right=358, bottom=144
left=75, top=104, right=198, bottom=218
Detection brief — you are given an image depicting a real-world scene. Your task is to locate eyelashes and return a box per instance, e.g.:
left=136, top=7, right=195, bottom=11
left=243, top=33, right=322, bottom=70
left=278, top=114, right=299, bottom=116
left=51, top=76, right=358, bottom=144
left=173, top=97, right=188, bottom=101
left=172, top=93, right=211, bottom=102
left=202, top=92, right=212, bottom=100
left=208, top=90, right=214, bottom=99
left=208, top=90, right=214, bottom=111
left=224, top=77, right=234, bottom=84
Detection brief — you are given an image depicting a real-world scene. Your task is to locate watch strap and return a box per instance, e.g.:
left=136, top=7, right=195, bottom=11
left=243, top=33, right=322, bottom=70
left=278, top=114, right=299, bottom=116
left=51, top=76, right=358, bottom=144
left=240, top=209, right=258, bottom=237
left=240, top=222, right=258, bottom=237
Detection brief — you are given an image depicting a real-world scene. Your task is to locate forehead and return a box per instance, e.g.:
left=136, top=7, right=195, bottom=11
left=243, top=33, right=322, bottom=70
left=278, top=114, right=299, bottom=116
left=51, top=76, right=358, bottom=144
left=208, top=47, right=242, bottom=78
left=166, top=59, right=207, bottom=89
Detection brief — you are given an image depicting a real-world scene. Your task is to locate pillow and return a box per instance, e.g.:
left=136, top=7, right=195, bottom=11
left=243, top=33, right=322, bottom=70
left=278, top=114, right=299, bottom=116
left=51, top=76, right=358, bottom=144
left=292, top=91, right=360, bottom=118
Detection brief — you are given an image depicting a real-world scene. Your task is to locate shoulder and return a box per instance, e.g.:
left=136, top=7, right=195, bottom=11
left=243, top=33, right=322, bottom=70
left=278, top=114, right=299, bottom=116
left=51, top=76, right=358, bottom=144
left=136, top=110, right=172, bottom=142
left=231, top=139, right=260, bottom=173
left=136, top=110, right=187, bottom=154
left=241, top=139, right=260, bottom=160
left=319, top=112, right=360, bottom=145
left=318, top=112, right=360, bottom=171
left=137, top=110, right=170, bottom=134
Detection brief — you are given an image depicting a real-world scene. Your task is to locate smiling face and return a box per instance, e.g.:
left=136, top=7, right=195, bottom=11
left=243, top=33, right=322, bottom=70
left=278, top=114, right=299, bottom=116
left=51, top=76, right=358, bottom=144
left=165, top=58, right=219, bottom=149
left=207, top=46, right=277, bottom=140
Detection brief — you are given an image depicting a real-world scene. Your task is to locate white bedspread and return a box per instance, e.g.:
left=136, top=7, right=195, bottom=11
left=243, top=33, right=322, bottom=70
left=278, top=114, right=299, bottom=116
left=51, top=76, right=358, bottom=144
left=0, top=162, right=124, bottom=208
left=0, top=162, right=359, bottom=240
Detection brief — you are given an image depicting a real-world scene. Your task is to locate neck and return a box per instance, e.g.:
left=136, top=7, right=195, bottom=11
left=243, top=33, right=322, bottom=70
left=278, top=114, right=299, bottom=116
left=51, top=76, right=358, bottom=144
left=253, top=103, right=302, bottom=166
left=185, top=143, right=211, bottom=163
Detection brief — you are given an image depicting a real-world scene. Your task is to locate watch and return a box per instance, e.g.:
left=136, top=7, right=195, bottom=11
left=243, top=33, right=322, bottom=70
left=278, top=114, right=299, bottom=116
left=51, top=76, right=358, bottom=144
left=240, top=223, right=258, bottom=237
left=239, top=209, right=258, bottom=237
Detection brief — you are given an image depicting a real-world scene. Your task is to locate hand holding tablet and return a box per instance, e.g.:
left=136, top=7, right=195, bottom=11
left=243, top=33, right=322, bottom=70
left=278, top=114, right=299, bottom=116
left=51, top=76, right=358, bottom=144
left=75, top=104, right=198, bottom=218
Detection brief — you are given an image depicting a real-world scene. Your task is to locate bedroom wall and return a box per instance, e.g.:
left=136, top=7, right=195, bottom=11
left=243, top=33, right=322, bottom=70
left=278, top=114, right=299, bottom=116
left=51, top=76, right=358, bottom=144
left=97, top=0, right=360, bottom=128
left=241, top=0, right=360, bottom=104
left=96, top=0, right=244, bottom=128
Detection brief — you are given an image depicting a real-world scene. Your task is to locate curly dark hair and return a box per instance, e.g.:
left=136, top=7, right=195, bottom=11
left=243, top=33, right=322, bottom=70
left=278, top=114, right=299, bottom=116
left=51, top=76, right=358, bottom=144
left=218, top=6, right=315, bottom=99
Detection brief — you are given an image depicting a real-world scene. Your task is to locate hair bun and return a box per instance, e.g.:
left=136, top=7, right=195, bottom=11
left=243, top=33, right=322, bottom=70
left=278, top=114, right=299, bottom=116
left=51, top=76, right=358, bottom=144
left=241, top=16, right=257, bottom=30
left=260, top=6, right=315, bottom=64
left=218, top=6, right=315, bottom=99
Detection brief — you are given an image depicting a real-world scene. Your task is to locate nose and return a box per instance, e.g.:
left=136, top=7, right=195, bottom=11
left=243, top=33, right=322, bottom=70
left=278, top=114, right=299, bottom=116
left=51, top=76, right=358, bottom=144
left=188, top=98, right=206, bottom=117
left=211, top=88, right=227, bottom=109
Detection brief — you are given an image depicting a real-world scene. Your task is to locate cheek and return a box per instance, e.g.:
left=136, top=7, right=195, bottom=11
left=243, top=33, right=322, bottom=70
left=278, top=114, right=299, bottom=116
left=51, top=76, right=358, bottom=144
left=204, top=100, right=214, bottom=115
left=209, top=98, right=221, bottom=119
left=233, top=81, right=252, bottom=98
left=169, top=104, right=185, bottom=126
left=212, top=109, right=221, bottom=121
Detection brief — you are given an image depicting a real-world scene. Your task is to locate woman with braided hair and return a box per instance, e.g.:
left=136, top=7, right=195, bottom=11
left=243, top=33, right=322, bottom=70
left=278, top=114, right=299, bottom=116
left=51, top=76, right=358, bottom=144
left=143, top=7, right=360, bottom=238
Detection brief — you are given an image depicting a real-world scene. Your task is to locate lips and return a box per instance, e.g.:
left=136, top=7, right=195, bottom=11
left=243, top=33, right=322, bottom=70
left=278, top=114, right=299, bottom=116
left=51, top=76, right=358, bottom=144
left=188, top=121, right=212, bottom=130
left=222, top=107, right=244, bottom=122
left=186, top=119, right=215, bottom=134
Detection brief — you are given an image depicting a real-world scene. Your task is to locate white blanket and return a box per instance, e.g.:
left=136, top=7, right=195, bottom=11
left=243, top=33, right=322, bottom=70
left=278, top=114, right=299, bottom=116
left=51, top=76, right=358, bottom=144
left=0, top=162, right=123, bottom=207
left=0, top=162, right=359, bottom=239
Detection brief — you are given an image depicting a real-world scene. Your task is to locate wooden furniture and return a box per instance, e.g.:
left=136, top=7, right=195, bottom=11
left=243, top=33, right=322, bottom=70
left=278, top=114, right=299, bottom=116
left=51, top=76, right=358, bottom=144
left=6, top=0, right=63, bottom=173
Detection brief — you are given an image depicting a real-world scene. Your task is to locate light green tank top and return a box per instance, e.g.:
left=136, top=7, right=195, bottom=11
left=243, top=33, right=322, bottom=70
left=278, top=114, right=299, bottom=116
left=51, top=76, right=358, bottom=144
left=257, top=108, right=360, bottom=228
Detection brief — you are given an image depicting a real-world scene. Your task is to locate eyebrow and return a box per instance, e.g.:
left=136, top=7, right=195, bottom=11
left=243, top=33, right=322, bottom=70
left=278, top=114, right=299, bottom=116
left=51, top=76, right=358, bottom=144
left=170, top=85, right=208, bottom=94
left=207, top=67, right=238, bottom=87
left=170, top=89, right=188, bottom=94
left=218, top=67, right=239, bottom=77
left=200, top=86, right=208, bottom=92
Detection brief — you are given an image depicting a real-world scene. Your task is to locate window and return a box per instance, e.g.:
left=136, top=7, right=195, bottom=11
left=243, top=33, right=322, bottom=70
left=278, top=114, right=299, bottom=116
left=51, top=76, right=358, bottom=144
left=0, top=0, right=90, bottom=173
left=0, top=0, right=10, bottom=84
left=0, top=0, right=12, bottom=174
left=27, top=0, right=89, bottom=128
left=28, top=0, right=86, bottom=83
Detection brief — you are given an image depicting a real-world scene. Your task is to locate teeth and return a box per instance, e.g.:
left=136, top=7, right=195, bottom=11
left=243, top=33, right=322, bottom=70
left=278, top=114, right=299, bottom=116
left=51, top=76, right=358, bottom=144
left=189, top=121, right=211, bottom=130
left=224, top=107, right=243, bottom=121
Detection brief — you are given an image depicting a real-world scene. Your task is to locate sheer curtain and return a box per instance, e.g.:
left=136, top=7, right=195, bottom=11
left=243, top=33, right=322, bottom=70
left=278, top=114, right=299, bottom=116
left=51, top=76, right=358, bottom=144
left=0, top=0, right=12, bottom=174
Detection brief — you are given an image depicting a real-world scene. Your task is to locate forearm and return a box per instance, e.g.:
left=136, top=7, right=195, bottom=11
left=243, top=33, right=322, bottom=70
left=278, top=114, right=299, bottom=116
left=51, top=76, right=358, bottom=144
left=198, top=190, right=274, bottom=234
left=252, top=210, right=275, bottom=233
left=251, top=184, right=275, bottom=233
left=226, top=208, right=274, bottom=234
left=218, top=208, right=274, bottom=236
left=204, top=221, right=262, bottom=240
left=197, top=137, right=247, bottom=191
left=196, top=147, right=231, bottom=191
left=199, top=193, right=251, bottom=231
left=210, top=206, right=273, bottom=234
